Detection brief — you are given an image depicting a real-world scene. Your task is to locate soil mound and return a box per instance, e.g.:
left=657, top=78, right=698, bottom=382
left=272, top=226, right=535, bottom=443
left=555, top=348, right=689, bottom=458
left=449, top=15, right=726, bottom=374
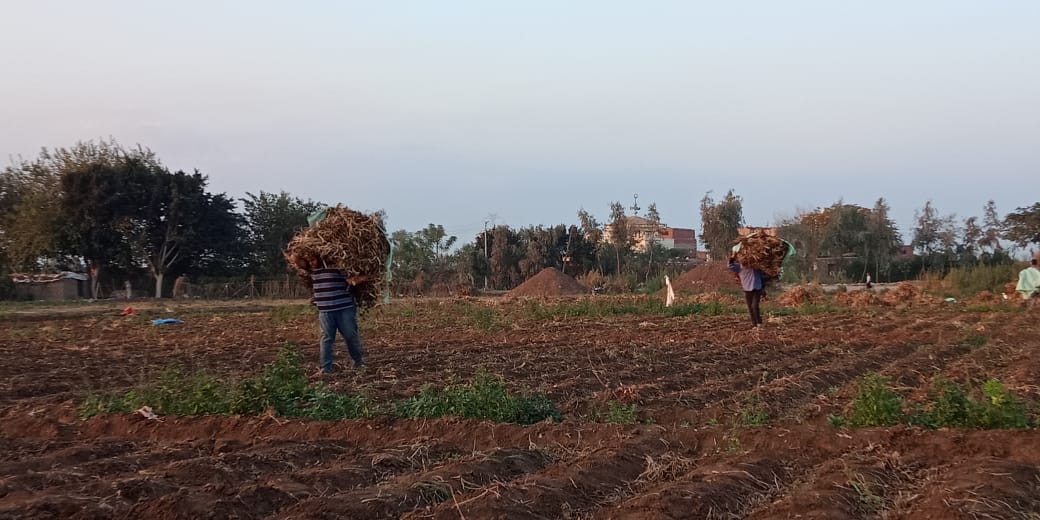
left=881, top=282, right=938, bottom=307
left=778, top=285, right=825, bottom=307
left=835, top=290, right=883, bottom=307
left=507, top=268, right=588, bottom=297
left=671, top=262, right=741, bottom=293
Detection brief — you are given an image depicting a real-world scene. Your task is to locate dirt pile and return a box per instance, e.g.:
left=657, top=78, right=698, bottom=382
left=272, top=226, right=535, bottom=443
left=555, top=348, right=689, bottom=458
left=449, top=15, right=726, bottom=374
left=507, top=267, right=588, bottom=297
left=670, top=262, right=741, bottom=293
left=778, top=285, right=825, bottom=306
left=881, top=282, right=938, bottom=307
left=835, top=290, right=883, bottom=307
left=966, top=291, right=1005, bottom=305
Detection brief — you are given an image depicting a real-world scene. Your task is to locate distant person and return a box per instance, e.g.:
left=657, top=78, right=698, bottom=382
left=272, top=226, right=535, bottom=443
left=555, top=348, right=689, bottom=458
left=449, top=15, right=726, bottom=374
left=1016, top=259, right=1040, bottom=304
left=124, top=280, right=132, bottom=300
left=729, top=256, right=765, bottom=327
left=865, top=272, right=873, bottom=289
left=172, top=274, right=188, bottom=298
left=304, top=254, right=367, bottom=375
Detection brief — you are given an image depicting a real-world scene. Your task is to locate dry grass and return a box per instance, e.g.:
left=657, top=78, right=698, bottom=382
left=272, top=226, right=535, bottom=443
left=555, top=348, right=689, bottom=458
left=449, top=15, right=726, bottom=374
left=285, top=206, right=391, bottom=307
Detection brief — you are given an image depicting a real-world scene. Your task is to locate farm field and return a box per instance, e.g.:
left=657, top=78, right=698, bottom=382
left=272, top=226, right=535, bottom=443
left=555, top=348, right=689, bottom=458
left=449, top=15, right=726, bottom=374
left=1, top=296, right=1039, bottom=519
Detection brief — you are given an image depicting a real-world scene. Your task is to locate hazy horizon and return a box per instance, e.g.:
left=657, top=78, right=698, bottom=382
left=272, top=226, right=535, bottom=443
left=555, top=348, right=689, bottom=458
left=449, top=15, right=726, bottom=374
left=2, top=1, right=1038, bottom=246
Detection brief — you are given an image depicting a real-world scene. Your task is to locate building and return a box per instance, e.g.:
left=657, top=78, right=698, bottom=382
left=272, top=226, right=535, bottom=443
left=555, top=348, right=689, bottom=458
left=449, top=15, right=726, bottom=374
left=9, top=272, right=89, bottom=301
left=657, top=227, right=697, bottom=251
left=603, top=215, right=697, bottom=253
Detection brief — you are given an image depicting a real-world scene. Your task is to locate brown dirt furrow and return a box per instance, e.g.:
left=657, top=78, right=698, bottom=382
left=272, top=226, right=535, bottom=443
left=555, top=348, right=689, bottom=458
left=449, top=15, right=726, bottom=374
left=597, top=457, right=794, bottom=520
left=417, top=434, right=664, bottom=519
left=902, top=457, right=1040, bottom=519
left=279, top=447, right=552, bottom=519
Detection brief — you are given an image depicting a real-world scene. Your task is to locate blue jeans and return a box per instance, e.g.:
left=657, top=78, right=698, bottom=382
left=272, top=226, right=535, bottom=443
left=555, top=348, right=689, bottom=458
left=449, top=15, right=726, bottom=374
left=318, top=307, right=364, bottom=372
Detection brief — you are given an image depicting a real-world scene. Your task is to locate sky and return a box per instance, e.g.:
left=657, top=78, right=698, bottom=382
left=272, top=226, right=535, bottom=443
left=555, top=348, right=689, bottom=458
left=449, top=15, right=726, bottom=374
left=2, top=1, right=1039, bottom=246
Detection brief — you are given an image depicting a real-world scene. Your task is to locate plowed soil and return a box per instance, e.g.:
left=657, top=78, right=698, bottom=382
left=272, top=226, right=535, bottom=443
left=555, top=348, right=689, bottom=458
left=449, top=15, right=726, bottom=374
left=2, top=299, right=1040, bottom=519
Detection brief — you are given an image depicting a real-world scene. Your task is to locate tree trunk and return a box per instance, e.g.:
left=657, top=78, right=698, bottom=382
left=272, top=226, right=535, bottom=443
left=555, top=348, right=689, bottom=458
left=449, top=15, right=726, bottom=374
left=154, top=273, right=164, bottom=298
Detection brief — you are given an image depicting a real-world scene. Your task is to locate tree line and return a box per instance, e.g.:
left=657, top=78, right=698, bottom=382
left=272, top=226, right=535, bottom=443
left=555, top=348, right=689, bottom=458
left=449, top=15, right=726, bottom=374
left=3, top=140, right=1040, bottom=298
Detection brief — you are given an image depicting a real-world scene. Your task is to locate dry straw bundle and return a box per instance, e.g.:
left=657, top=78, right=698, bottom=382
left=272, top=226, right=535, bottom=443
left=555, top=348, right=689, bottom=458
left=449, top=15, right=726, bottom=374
left=777, top=285, right=824, bottom=307
left=733, top=233, right=789, bottom=278
left=284, top=206, right=391, bottom=308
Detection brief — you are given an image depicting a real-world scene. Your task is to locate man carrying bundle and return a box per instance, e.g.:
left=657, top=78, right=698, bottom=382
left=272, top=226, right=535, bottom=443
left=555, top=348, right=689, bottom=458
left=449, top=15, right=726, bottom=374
left=300, top=253, right=366, bottom=375
left=285, top=205, right=391, bottom=374
left=729, top=257, right=766, bottom=327
left=729, top=230, right=793, bottom=328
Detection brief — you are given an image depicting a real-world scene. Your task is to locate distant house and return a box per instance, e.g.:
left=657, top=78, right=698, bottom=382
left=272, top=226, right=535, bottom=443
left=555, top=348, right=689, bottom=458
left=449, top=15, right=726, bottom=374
left=9, top=272, right=89, bottom=301
left=603, top=215, right=697, bottom=253
left=898, top=244, right=916, bottom=258
left=658, top=227, right=697, bottom=251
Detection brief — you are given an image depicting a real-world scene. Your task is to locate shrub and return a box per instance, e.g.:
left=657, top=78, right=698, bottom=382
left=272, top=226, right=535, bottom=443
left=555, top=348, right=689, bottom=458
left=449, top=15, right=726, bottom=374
left=925, top=379, right=972, bottom=427
left=739, top=392, right=770, bottom=426
left=943, top=263, right=1020, bottom=297
left=837, top=377, right=1035, bottom=430
left=81, top=345, right=369, bottom=421
left=847, top=374, right=905, bottom=427
left=393, top=369, right=561, bottom=424
left=589, top=400, right=638, bottom=424
left=973, top=379, right=1030, bottom=429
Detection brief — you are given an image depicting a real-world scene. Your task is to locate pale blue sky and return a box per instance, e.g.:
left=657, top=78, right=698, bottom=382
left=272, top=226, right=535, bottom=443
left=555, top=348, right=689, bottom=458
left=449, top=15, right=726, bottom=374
left=2, top=1, right=1038, bottom=245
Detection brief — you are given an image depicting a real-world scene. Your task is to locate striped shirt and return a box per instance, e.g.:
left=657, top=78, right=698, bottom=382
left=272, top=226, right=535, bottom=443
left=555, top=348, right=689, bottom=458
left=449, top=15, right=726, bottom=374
left=311, top=268, right=355, bottom=312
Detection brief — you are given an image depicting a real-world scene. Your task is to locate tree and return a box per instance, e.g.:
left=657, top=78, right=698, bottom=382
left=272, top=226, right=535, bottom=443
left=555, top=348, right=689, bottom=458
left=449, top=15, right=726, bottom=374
left=699, top=190, right=743, bottom=261
left=608, top=201, right=631, bottom=274
left=489, top=225, right=520, bottom=289
left=1004, top=203, right=1040, bottom=248
left=577, top=208, right=603, bottom=272
left=59, top=155, right=155, bottom=297
left=864, top=198, right=902, bottom=282
left=127, top=169, right=241, bottom=297
left=240, top=191, right=322, bottom=277
left=980, top=200, right=1004, bottom=254
left=0, top=163, right=63, bottom=271
left=961, top=216, right=983, bottom=266
left=912, top=201, right=942, bottom=258
left=417, top=224, right=457, bottom=258
left=912, top=201, right=957, bottom=272
left=643, top=203, right=663, bottom=280
left=799, top=209, right=831, bottom=283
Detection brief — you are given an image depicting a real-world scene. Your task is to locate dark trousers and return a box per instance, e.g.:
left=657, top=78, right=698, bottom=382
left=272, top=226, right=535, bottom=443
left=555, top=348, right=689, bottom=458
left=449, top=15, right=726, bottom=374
left=744, top=289, right=763, bottom=326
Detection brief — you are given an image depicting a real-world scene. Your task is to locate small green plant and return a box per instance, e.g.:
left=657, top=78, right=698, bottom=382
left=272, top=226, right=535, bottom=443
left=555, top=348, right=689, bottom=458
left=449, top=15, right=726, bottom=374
left=393, top=369, right=561, bottom=424
left=468, top=307, right=502, bottom=332
left=974, top=379, right=1029, bottom=428
left=837, top=376, right=1036, bottom=430
left=588, top=400, right=638, bottom=424
left=739, top=392, right=770, bottom=426
left=301, top=386, right=370, bottom=420
left=80, top=345, right=370, bottom=421
left=847, top=373, right=905, bottom=427
left=925, top=378, right=972, bottom=427
left=963, top=332, right=989, bottom=348
left=846, top=471, right=883, bottom=512
left=724, top=435, right=742, bottom=452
